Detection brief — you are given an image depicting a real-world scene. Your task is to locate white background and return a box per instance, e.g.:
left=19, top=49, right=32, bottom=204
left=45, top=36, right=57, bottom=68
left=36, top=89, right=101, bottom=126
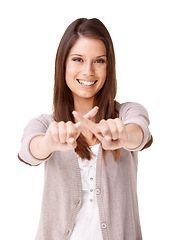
left=0, top=0, right=175, bottom=239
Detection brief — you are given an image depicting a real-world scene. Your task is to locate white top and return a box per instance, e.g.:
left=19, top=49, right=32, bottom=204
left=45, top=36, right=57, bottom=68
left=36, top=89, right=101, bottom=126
left=70, top=144, right=103, bottom=240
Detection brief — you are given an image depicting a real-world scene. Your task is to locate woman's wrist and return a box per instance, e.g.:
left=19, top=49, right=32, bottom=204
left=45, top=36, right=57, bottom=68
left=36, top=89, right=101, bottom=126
left=30, top=135, right=53, bottom=160
left=123, top=123, right=144, bottom=150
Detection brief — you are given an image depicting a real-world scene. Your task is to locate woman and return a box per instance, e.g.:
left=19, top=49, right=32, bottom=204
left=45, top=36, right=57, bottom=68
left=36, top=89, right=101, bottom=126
left=18, top=18, right=153, bottom=240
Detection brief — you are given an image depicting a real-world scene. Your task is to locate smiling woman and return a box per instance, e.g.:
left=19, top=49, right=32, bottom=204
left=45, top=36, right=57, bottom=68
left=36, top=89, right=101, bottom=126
left=18, top=18, right=153, bottom=240
left=53, top=18, right=119, bottom=159
left=65, top=37, right=107, bottom=107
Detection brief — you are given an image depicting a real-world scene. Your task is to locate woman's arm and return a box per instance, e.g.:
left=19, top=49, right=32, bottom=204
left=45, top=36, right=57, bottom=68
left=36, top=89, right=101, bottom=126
left=73, top=111, right=146, bottom=151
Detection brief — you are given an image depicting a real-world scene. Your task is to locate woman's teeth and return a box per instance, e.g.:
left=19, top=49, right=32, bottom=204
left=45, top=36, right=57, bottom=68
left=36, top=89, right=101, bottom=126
left=77, top=79, right=96, bottom=86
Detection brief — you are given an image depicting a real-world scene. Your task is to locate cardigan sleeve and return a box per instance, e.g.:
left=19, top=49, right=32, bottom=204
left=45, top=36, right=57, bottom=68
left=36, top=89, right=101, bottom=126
left=118, top=102, right=153, bottom=152
left=18, top=114, right=54, bottom=166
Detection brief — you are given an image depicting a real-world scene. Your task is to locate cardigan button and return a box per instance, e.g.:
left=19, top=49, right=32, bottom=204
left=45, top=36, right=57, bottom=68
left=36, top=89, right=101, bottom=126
left=96, top=188, right=101, bottom=195
left=101, top=223, right=107, bottom=229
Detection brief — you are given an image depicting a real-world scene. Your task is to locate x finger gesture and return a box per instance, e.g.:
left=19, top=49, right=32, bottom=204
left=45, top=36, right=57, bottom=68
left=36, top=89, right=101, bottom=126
left=73, top=109, right=128, bottom=150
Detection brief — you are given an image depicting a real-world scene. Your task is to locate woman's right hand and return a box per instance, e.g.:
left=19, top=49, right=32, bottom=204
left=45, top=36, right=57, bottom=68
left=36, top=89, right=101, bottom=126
left=43, top=120, right=79, bottom=152
left=29, top=121, right=79, bottom=160
left=29, top=107, right=99, bottom=159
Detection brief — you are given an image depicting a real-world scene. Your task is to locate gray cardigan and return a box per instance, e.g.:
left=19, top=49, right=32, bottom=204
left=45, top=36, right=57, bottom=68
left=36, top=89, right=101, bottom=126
left=18, top=102, right=152, bottom=240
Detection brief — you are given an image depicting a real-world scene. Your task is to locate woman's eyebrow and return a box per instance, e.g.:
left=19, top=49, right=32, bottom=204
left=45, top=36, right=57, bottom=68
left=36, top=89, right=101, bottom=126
left=96, top=55, right=107, bottom=58
left=70, top=54, right=83, bottom=57
left=70, top=54, right=107, bottom=58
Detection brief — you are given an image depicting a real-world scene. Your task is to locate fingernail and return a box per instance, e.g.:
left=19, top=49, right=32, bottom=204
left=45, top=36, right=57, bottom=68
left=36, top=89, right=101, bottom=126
left=94, top=106, right=99, bottom=111
left=69, top=137, right=75, bottom=144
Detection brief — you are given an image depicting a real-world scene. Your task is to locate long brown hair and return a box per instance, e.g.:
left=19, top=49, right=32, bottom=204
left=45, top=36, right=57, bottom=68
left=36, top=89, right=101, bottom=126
left=53, top=18, right=121, bottom=161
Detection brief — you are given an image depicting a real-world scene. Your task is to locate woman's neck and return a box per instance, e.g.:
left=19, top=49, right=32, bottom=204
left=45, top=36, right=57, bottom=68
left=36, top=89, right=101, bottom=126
left=73, top=97, right=94, bottom=115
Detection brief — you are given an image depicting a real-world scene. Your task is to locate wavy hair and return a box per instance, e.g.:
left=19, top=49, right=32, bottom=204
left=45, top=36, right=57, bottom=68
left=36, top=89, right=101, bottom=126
left=53, top=18, right=121, bottom=161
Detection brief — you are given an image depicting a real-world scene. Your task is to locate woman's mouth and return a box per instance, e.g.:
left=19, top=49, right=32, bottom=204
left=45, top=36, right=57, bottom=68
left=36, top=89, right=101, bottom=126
left=76, top=79, right=97, bottom=86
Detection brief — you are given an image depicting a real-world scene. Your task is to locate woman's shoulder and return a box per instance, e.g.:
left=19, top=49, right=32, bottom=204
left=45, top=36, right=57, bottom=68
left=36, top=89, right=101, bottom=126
left=26, top=113, right=54, bottom=129
left=115, top=101, right=149, bottom=119
left=116, top=101, right=146, bottom=110
left=38, top=113, right=54, bottom=122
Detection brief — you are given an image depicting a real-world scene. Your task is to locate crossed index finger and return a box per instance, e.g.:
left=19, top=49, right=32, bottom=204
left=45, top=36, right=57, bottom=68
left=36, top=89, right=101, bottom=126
left=72, top=110, right=103, bottom=142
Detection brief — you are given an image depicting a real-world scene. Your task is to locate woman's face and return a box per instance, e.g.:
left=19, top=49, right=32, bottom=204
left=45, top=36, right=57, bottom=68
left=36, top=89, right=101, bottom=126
left=65, top=37, right=107, bottom=103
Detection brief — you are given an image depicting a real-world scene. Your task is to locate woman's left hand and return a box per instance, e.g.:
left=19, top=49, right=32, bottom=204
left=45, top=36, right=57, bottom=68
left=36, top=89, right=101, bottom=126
left=73, top=110, right=128, bottom=150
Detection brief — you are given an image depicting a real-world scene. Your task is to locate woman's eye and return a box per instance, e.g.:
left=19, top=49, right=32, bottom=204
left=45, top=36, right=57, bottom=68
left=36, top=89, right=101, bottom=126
left=95, top=59, right=105, bottom=63
left=72, top=58, right=83, bottom=62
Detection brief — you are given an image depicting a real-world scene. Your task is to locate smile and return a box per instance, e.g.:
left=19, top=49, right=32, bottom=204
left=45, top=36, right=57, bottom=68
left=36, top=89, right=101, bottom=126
left=77, top=79, right=97, bottom=86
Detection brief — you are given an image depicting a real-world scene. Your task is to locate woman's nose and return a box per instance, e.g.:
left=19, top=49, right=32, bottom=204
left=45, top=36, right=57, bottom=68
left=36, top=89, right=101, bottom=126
left=82, top=62, right=95, bottom=76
